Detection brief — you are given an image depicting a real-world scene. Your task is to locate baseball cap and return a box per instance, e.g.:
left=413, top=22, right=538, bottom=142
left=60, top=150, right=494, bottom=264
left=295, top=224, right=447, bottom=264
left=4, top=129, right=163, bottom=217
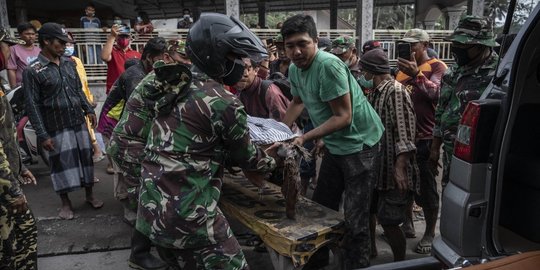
left=317, top=37, right=332, bottom=52
left=0, top=27, right=25, bottom=45
left=400, top=29, right=430, bottom=43
left=362, top=40, right=385, bottom=53
left=331, top=35, right=355, bottom=55
left=38, top=22, right=73, bottom=43
left=445, top=16, right=498, bottom=47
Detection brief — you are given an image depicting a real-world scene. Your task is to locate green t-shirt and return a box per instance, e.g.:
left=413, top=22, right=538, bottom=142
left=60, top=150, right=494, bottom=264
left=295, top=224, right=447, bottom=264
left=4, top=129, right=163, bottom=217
left=289, top=50, right=384, bottom=155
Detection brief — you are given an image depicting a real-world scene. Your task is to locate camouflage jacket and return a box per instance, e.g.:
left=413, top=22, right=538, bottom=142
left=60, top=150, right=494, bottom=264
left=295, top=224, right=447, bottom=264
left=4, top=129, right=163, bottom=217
left=0, top=89, right=23, bottom=204
left=433, top=52, right=498, bottom=153
left=110, top=62, right=276, bottom=249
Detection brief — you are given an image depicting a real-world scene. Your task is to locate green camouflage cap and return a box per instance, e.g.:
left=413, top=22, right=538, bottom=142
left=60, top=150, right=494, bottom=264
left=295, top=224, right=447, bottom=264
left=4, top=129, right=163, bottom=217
left=400, top=29, right=430, bottom=43
left=445, top=16, right=498, bottom=47
left=331, top=35, right=355, bottom=55
left=167, top=39, right=186, bottom=55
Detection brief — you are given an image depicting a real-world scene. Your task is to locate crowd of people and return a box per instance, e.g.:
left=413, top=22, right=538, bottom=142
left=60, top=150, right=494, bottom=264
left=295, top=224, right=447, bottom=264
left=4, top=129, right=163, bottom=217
left=0, top=4, right=503, bottom=269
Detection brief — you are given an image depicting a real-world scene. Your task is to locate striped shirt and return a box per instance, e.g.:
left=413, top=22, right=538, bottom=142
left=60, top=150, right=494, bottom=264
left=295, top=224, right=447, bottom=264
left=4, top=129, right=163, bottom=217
left=367, top=79, right=418, bottom=191
left=23, top=54, right=94, bottom=142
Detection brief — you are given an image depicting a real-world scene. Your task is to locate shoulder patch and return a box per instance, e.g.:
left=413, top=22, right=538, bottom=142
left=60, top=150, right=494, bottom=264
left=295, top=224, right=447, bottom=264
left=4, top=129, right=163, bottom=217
left=29, top=61, right=47, bottom=73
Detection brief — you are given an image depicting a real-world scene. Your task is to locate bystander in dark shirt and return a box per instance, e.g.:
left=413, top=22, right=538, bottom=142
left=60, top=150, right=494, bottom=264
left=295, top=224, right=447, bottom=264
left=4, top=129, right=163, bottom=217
left=23, top=54, right=94, bottom=142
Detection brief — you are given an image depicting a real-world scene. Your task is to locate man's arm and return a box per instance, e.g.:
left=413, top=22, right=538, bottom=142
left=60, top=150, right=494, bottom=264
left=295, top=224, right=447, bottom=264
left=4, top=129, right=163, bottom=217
left=101, top=25, right=119, bottom=63
left=222, top=102, right=275, bottom=173
left=391, top=86, right=417, bottom=191
left=413, top=61, right=447, bottom=101
left=22, top=68, right=49, bottom=143
left=282, top=96, right=304, bottom=128
left=6, top=47, right=18, bottom=88
left=7, top=70, right=16, bottom=89
left=301, top=93, right=352, bottom=143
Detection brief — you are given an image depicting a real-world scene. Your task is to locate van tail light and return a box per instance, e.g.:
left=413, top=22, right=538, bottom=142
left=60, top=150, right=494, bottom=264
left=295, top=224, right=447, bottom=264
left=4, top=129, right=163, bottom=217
left=454, top=100, right=500, bottom=163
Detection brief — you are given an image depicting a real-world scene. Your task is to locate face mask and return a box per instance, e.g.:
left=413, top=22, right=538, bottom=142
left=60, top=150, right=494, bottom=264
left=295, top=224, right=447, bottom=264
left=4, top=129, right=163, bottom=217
left=64, top=46, right=75, bottom=57
left=344, top=56, right=355, bottom=67
left=451, top=46, right=472, bottom=66
left=137, top=17, right=142, bottom=22
left=113, top=19, right=122, bottom=25
left=222, top=59, right=245, bottom=86
left=184, top=14, right=190, bottom=19
left=358, top=74, right=374, bottom=89
left=117, top=38, right=130, bottom=49
left=87, top=12, right=95, bottom=17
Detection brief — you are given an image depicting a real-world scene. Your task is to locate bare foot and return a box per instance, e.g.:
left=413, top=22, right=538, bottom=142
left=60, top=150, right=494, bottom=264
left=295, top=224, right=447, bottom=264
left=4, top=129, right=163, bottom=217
left=58, top=206, right=74, bottom=220
left=86, top=198, right=104, bottom=209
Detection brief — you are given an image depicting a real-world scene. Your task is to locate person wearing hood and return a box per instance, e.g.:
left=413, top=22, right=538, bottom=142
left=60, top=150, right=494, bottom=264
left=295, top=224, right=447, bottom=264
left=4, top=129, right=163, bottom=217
left=109, top=13, right=276, bottom=269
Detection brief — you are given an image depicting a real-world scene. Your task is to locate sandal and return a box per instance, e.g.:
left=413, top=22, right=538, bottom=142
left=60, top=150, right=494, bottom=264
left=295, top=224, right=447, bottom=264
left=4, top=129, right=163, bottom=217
left=415, top=236, right=433, bottom=254
left=93, top=154, right=105, bottom=163
left=106, top=164, right=115, bottom=174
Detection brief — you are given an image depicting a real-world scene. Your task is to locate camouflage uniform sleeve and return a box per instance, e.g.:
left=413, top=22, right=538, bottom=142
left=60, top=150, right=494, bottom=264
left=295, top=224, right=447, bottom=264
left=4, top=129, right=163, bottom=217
left=0, top=97, right=22, bottom=203
left=433, top=72, right=452, bottom=138
left=221, top=101, right=276, bottom=172
left=0, top=141, right=22, bottom=203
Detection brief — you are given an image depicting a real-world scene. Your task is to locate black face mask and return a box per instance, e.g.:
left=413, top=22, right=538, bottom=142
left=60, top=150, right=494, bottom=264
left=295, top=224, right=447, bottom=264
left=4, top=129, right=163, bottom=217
left=451, top=45, right=473, bottom=66
left=222, top=59, right=245, bottom=86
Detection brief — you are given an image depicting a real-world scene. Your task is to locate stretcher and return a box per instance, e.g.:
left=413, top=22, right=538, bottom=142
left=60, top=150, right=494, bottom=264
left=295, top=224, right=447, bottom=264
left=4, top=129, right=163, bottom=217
left=220, top=172, right=345, bottom=270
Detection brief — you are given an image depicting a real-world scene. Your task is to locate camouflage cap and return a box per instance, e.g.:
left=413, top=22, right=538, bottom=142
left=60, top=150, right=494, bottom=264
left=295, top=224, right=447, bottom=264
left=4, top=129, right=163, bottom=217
left=445, top=16, right=498, bottom=47
left=167, top=39, right=186, bottom=55
left=331, top=35, right=356, bottom=55
left=0, top=27, right=25, bottom=45
left=400, top=28, right=430, bottom=43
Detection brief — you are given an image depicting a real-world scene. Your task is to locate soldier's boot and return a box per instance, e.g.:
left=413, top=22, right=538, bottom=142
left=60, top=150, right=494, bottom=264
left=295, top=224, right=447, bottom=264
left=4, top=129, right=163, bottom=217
left=128, top=230, right=167, bottom=270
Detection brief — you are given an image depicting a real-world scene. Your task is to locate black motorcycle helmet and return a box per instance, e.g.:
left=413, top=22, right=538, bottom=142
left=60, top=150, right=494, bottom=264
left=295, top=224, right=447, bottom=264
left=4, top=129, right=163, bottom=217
left=186, top=13, right=267, bottom=85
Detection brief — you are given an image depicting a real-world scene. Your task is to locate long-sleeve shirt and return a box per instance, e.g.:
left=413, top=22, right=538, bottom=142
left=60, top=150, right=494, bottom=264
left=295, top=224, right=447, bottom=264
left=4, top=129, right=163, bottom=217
left=367, top=79, right=418, bottom=191
left=396, top=58, right=448, bottom=139
left=108, top=63, right=275, bottom=249
left=433, top=53, right=498, bottom=153
left=0, top=89, right=23, bottom=204
left=23, top=54, right=94, bottom=142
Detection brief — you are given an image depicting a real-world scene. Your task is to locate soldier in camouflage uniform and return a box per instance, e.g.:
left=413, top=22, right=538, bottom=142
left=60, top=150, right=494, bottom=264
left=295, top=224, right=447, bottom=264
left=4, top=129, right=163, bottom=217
left=112, top=13, right=276, bottom=269
left=0, top=84, right=38, bottom=269
left=108, top=40, right=190, bottom=270
left=430, top=16, right=499, bottom=187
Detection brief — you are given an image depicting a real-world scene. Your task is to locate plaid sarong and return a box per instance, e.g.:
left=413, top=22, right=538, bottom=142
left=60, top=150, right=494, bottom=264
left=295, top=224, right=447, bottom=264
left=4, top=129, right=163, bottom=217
left=48, top=124, right=94, bottom=193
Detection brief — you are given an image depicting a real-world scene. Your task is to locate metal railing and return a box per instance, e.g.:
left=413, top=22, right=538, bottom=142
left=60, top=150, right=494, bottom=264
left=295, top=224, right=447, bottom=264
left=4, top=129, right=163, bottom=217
left=10, top=28, right=454, bottom=81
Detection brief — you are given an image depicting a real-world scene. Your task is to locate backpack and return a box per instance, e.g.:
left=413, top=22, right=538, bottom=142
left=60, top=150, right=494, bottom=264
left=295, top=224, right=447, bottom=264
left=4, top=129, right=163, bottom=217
left=258, top=72, right=292, bottom=106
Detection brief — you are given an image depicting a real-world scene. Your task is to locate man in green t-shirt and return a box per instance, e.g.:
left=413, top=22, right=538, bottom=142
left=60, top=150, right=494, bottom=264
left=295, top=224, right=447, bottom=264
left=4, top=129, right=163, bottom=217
left=280, top=14, right=384, bottom=269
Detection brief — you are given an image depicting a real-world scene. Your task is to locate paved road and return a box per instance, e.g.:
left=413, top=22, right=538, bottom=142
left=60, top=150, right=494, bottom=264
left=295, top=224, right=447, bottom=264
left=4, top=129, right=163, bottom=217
left=24, top=159, right=435, bottom=269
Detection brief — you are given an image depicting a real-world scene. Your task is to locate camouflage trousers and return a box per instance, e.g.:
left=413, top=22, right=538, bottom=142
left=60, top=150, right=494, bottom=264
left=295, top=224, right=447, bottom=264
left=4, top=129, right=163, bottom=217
left=0, top=206, right=37, bottom=270
left=441, top=144, right=453, bottom=188
left=155, top=236, right=249, bottom=270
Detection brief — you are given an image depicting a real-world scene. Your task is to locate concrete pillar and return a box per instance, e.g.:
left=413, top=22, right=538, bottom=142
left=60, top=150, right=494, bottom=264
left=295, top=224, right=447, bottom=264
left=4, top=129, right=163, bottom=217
left=225, top=0, right=240, bottom=20
left=257, top=1, right=266, bottom=28
left=330, top=0, right=338, bottom=29
left=0, top=0, right=9, bottom=28
left=444, top=7, right=466, bottom=30
left=356, top=0, right=373, bottom=49
left=467, top=0, right=485, bottom=16
left=423, top=20, right=436, bottom=30
left=15, top=0, right=28, bottom=24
